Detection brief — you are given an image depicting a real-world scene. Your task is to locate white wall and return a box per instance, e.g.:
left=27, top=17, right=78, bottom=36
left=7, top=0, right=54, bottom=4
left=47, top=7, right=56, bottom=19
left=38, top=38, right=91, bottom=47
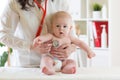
left=109, top=0, right=120, bottom=67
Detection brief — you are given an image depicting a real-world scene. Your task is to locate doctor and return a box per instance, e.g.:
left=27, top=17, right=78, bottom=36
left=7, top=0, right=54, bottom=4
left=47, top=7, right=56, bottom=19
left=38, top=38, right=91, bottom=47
left=0, top=0, right=76, bottom=67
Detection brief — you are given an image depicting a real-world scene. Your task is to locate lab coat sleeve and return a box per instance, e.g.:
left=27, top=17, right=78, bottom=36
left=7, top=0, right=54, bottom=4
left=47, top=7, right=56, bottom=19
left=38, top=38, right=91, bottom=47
left=0, top=0, right=31, bottom=51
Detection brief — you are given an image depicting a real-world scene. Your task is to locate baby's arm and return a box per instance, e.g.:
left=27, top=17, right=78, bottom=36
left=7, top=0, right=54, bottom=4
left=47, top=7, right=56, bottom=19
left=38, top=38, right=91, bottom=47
left=33, top=33, right=53, bottom=47
left=70, top=36, right=95, bottom=59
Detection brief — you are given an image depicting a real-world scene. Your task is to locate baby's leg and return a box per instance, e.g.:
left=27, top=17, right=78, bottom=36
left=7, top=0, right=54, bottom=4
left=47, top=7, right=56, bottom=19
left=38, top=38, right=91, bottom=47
left=40, top=55, right=55, bottom=75
left=61, top=59, right=76, bottom=74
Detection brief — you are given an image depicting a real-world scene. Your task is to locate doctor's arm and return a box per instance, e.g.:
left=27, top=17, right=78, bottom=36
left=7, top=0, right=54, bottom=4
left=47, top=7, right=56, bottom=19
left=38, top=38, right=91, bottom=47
left=0, top=1, right=30, bottom=51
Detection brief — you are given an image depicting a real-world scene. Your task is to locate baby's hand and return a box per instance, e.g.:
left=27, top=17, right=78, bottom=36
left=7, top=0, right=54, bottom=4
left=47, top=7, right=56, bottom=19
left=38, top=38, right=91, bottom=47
left=33, top=37, right=41, bottom=47
left=87, top=51, right=96, bottom=59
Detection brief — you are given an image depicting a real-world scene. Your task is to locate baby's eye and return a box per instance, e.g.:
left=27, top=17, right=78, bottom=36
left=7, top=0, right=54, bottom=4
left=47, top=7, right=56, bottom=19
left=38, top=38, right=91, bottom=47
left=56, top=25, right=60, bottom=27
left=63, top=26, right=67, bottom=28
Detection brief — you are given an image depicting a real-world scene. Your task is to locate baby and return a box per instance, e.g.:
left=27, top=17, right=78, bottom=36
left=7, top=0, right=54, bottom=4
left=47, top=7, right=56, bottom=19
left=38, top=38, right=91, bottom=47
left=33, top=11, right=95, bottom=75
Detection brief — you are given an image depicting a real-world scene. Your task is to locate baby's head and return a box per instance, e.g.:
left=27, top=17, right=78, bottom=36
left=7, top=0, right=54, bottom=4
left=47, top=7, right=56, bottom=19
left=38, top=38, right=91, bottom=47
left=51, top=11, right=72, bottom=38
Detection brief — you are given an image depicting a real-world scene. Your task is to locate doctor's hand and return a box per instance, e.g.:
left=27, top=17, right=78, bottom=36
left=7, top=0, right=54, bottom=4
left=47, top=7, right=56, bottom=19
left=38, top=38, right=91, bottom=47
left=50, top=43, right=76, bottom=60
left=30, top=40, right=52, bottom=54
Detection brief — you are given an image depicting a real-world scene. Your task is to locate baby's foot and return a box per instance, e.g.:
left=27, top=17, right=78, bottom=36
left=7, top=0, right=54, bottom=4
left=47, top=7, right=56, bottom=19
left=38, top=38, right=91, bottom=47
left=62, top=67, right=76, bottom=74
left=42, top=67, right=55, bottom=75
left=71, top=67, right=76, bottom=74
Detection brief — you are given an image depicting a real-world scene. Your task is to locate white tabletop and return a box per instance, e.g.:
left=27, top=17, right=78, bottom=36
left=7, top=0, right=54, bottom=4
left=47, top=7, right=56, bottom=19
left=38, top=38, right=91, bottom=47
left=0, top=67, right=120, bottom=80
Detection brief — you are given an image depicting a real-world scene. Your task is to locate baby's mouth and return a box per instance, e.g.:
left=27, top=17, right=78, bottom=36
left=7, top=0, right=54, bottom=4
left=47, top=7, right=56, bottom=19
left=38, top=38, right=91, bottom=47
left=60, top=32, right=63, bottom=34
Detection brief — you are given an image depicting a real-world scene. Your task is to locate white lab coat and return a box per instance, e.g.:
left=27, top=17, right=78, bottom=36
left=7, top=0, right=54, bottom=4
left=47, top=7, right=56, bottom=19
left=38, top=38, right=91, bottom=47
left=0, top=0, right=76, bottom=67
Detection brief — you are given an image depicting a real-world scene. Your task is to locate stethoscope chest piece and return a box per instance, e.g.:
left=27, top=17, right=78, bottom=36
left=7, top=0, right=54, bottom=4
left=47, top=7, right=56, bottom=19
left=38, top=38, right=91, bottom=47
left=52, top=40, right=59, bottom=47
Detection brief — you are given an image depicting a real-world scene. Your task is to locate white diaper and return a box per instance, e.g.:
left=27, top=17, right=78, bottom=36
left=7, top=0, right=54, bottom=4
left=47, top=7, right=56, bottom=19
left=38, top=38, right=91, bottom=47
left=54, top=59, right=62, bottom=72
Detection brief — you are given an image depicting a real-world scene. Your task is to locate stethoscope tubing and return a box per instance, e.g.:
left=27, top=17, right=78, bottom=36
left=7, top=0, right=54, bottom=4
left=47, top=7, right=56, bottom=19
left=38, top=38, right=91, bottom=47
left=34, top=0, right=48, bottom=37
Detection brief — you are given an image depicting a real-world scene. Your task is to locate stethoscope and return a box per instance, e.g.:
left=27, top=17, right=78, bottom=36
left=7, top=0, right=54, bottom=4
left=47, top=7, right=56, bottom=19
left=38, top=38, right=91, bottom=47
left=34, top=0, right=59, bottom=47
left=34, top=0, right=48, bottom=37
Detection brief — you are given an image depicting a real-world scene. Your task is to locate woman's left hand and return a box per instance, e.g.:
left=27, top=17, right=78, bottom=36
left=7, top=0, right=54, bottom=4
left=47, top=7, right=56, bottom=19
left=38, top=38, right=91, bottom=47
left=50, top=43, right=76, bottom=60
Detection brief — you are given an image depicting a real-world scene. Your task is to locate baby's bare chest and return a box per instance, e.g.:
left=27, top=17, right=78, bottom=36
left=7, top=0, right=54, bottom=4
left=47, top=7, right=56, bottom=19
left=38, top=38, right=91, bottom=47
left=52, top=37, right=71, bottom=48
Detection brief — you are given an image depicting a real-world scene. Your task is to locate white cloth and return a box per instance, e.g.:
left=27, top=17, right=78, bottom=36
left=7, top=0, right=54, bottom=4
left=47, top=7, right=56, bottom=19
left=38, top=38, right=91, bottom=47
left=1, top=67, right=120, bottom=80
left=0, top=0, right=76, bottom=67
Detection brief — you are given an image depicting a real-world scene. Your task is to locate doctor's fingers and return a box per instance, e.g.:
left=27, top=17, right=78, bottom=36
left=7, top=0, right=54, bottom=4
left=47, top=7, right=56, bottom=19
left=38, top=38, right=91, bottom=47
left=39, top=47, right=51, bottom=53
left=52, top=53, right=66, bottom=60
left=39, top=46, right=51, bottom=53
left=51, top=51, right=68, bottom=58
left=39, top=42, right=52, bottom=47
left=44, top=40, right=52, bottom=44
